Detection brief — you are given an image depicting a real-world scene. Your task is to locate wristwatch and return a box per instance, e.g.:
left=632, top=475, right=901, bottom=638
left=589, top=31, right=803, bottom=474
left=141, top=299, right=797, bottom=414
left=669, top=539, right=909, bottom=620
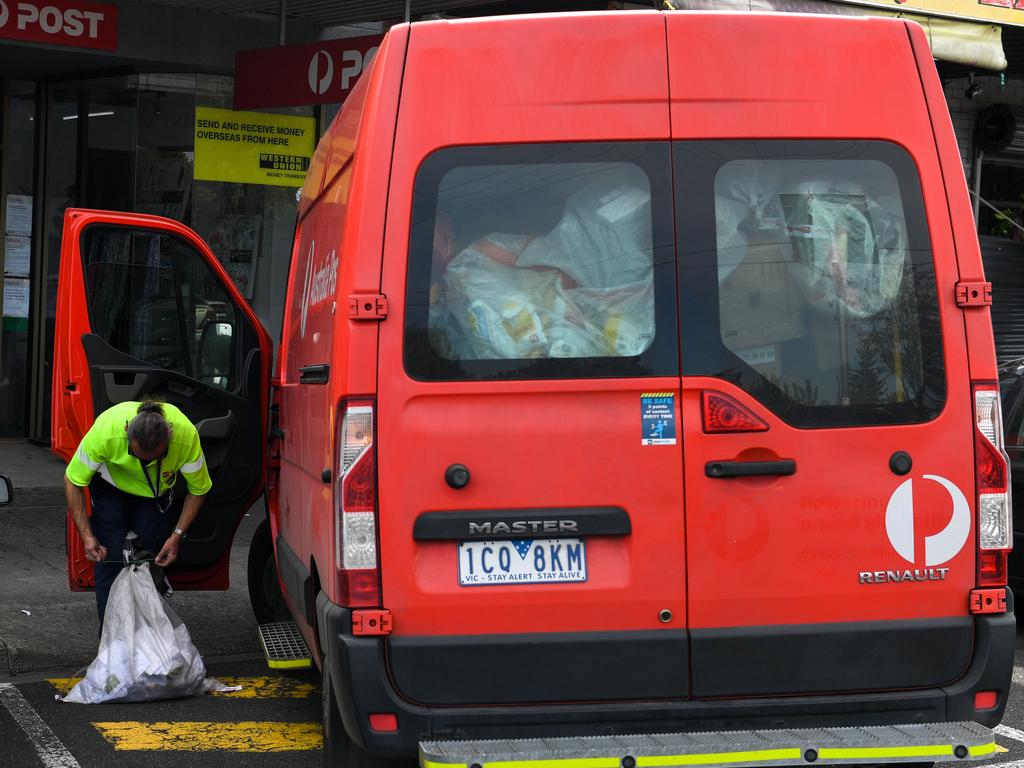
left=173, top=526, right=188, bottom=539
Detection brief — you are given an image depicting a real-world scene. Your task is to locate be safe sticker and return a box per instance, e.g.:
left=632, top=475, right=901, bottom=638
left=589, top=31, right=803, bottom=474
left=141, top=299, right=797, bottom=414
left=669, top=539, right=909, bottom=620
left=641, top=392, right=676, bottom=446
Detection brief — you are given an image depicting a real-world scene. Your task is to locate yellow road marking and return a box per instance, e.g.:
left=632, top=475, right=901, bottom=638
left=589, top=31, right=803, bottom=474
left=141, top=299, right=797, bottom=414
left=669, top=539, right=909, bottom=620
left=210, top=677, right=318, bottom=698
left=48, top=678, right=80, bottom=696
left=93, top=722, right=322, bottom=752
left=996, top=744, right=1010, bottom=754
left=49, top=676, right=317, bottom=699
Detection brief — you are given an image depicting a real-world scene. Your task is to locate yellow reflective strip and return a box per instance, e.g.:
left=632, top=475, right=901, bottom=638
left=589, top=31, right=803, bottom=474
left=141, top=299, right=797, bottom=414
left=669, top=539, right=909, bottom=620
left=637, top=749, right=802, bottom=766
left=970, top=743, right=996, bottom=757
left=487, top=760, right=620, bottom=768
left=93, top=722, right=322, bottom=752
left=266, top=658, right=312, bottom=670
left=424, top=762, right=467, bottom=768
left=818, top=746, right=954, bottom=759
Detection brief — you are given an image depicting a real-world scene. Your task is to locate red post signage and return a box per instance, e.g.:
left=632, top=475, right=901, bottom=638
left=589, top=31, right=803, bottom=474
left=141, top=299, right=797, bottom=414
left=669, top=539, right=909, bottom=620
left=0, top=0, right=117, bottom=50
left=234, top=35, right=383, bottom=110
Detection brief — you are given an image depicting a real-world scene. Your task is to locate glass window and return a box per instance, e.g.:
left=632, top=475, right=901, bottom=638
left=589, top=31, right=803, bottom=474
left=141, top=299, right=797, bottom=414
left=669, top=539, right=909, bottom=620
left=404, top=142, right=678, bottom=381
left=0, top=80, right=37, bottom=437
left=81, top=226, right=240, bottom=390
left=676, top=141, right=945, bottom=428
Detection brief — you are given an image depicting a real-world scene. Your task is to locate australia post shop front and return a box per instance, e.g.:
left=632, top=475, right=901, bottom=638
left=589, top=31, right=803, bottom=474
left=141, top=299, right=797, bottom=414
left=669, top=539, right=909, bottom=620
left=0, top=0, right=406, bottom=443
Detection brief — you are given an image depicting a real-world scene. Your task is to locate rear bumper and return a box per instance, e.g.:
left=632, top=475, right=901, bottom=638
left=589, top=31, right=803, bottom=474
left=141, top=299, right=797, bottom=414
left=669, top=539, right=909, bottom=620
left=316, top=592, right=1016, bottom=759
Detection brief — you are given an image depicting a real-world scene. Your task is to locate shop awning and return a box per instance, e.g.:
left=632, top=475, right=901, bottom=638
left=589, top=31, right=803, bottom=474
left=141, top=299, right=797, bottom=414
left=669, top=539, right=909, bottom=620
left=667, top=0, right=1007, bottom=70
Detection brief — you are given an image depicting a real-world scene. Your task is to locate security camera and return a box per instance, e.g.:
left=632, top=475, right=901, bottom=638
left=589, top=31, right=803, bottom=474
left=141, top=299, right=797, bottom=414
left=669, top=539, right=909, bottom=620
left=967, top=82, right=984, bottom=100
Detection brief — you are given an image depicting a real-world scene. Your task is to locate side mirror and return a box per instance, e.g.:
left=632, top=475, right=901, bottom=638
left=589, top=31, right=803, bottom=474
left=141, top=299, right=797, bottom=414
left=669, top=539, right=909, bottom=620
left=0, top=475, right=12, bottom=506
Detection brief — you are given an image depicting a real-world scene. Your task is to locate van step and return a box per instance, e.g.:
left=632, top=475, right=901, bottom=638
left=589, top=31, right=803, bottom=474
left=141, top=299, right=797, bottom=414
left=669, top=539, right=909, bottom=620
left=420, top=721, right=995, bottom=768
left=257, top=622, right=312, bottom=670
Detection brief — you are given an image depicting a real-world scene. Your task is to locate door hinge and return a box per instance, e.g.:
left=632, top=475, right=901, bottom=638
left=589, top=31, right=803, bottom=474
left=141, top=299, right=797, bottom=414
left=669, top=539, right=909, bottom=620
left=352, top=609, right=392, bottom=636
left=969, top=587, right=1006, bottom=614
left=955, top=281, right=992, bottom=308
left=348, top=294, right=388, bottom=320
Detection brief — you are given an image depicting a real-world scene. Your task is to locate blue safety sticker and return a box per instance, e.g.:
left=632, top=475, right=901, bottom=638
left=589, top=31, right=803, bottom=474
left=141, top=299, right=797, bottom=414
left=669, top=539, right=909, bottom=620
left=641, top=392, right=676, bottom=446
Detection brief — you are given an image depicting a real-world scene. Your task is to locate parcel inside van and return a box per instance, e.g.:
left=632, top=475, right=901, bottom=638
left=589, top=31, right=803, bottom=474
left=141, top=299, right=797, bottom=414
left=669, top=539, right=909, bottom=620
left=52, top=10, right=1015, bottom=768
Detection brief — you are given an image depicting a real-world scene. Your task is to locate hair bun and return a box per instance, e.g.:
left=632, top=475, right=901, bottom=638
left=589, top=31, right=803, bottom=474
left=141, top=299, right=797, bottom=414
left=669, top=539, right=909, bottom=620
left=137, top=400, right=165, bottom=415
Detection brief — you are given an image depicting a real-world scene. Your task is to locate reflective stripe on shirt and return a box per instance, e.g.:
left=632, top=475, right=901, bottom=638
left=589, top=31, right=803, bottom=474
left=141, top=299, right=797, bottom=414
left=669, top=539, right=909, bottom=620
left=181, top=454, right=205, bottom=474
left=76, top=446, right=100, bottom=471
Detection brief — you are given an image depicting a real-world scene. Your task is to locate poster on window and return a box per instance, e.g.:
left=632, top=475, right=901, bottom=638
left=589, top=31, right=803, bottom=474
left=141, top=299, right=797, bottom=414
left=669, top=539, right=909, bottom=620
left=4, top=235, right=30, bottom=276
left=208, top=215, right=261, bottom=299
left=5, top=195, right=32, bottom=236
left=3, top=277, right=30, bottom=318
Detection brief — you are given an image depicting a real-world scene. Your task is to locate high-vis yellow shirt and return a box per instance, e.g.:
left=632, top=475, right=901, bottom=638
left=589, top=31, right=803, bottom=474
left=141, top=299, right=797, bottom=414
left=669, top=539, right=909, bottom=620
left=65, top=401, right=212, bottom=497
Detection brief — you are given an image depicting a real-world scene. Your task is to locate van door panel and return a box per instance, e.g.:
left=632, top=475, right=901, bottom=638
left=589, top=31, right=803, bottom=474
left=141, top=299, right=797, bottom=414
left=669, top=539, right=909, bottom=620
left=52, top=209, right=271, bottom=591
left=673, top=134, right=975, bottom=697
left=378, top=14, right=678, bottom=705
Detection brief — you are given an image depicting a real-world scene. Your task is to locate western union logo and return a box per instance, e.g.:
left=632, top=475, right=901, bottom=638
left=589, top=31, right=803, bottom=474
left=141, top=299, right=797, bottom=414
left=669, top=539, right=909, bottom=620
left=259, top=153, right=310, bottom=172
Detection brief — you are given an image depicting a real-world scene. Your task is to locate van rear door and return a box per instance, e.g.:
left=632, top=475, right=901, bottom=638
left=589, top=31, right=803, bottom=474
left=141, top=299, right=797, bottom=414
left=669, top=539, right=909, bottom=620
left=375, top=14, right=685, bottom=705
left=667, top=14, right=978, bottom=697
left=52, top=209, right=271, bottom=591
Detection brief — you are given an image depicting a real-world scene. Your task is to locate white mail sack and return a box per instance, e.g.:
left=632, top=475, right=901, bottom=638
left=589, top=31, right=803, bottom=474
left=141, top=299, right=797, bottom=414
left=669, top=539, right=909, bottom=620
left=61, top=563, right=237, bottom=704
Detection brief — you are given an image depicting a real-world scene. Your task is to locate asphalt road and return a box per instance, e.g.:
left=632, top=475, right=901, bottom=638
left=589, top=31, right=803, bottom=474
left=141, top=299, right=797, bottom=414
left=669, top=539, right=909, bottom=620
left=2, top=487, right=1024, bottom=768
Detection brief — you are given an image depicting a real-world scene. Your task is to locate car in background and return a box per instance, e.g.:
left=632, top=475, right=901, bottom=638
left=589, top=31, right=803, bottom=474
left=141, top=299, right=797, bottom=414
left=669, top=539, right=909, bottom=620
left=998, top=357, right=1024, bottom=580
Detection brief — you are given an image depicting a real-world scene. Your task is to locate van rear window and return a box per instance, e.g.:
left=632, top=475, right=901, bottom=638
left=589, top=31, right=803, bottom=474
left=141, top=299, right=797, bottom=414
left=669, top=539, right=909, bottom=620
left=675, top=141, right=945, bottom=428
left=404, top=143, right=678, bottom=381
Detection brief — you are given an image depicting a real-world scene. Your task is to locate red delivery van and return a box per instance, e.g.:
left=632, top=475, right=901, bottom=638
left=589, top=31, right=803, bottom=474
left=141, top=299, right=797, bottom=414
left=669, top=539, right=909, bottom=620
left=52, top=10, right=1015, bottom=768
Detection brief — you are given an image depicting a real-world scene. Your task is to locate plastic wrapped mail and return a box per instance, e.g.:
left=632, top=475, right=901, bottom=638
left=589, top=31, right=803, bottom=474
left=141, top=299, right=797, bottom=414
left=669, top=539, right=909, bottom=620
left=437, top=170, right=655, bottom=360
left=781, top=184, right=907, bottom=318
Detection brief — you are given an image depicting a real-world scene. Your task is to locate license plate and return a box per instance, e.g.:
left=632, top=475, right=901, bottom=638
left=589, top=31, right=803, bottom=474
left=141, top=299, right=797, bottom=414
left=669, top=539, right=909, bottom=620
left=458, top=539, right=587, bottom=586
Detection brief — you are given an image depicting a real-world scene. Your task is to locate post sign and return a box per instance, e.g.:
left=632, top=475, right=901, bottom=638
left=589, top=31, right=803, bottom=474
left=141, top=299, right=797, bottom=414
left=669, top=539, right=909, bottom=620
left=234, top=35, right=383, bottom=110
left=194, top=107, right=317, bottom=188
left=0, top=0, right=117, bottom=50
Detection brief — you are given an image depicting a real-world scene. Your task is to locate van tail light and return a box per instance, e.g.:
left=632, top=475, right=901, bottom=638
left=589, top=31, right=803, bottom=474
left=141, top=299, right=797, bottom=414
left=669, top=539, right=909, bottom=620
left=973, top=384, right=1012, bottom=588
left=702, top=391, right=768, bottom=433
left=334, top=399, right=380, bottom=606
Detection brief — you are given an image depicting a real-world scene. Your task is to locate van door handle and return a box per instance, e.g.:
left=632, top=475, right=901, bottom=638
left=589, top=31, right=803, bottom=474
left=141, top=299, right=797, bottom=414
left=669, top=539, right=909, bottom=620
left=705, top=459, right=796, bottom=478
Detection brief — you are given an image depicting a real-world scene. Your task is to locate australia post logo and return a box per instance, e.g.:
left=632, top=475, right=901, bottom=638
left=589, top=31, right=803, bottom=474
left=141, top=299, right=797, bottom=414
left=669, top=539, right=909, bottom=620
left=299, top=241, right=338, bottom=339
left=234, top=35, right=383, bottom=111
left=307, top=45, right=378, bottom=98
left=860, top=475, right=971, bottom=584
left=0, top=0, right=117, bottom=51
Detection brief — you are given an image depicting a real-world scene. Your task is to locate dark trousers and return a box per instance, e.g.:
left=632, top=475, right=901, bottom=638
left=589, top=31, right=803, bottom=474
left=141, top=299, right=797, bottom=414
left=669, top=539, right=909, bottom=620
left=89, top=479, right=170, bottom=628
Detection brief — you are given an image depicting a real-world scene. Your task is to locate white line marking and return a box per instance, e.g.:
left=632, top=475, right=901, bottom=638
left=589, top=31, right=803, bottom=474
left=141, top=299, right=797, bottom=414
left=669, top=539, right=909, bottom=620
left=980, top=761, right=1024, bottom=768
left=1013, top=664, right=1024, bottom=688
left=0, top=682, right=80, bottom=768
left=996, top=725, right=1024, bottom=745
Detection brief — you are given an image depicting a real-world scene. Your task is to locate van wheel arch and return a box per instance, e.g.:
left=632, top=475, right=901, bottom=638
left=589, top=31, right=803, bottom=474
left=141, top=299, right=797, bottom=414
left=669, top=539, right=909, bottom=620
left=246, top=517, right=289, bottom=624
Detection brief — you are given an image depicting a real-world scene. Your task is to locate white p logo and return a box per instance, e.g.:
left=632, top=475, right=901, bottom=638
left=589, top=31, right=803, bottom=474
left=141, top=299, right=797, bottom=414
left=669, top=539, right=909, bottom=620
left=308, top=50, right=333, bottom=96
left=885, top=475, right=970, bottom=566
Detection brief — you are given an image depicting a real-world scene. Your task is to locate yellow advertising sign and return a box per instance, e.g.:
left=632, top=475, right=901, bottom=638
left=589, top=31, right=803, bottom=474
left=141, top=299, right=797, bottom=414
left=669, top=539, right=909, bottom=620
left=844, top=0, right=1024, bottom=28
left=194, top=106, right=316, bottom=187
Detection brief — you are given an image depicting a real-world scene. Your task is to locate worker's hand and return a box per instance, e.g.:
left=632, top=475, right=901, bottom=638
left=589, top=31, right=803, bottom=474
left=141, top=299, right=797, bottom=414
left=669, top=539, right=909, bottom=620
left=83, top=536, right=107, bottom=564
left=154, top=535, right=180, bottom=568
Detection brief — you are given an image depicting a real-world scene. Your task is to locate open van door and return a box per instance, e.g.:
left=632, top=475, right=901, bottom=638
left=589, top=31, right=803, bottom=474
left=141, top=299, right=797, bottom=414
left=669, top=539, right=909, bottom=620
left=52, top=209, right=271, bottom=592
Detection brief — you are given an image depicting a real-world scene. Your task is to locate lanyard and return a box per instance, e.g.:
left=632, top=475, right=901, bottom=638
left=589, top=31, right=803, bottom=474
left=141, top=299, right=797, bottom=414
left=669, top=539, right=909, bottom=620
left=140, top=456, right=162, bottom=500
